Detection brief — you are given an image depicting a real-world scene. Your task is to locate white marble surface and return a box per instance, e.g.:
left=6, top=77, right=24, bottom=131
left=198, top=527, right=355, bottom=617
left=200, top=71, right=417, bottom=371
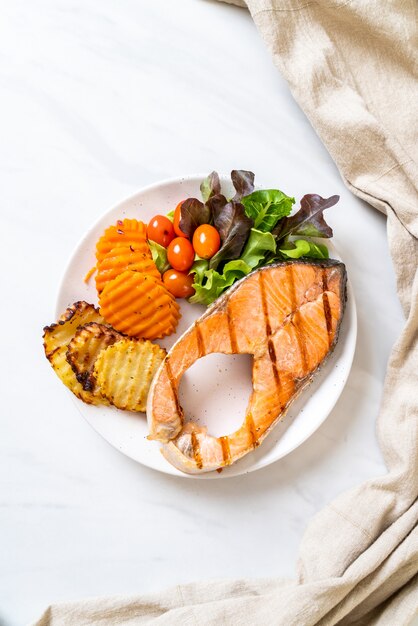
left=0, top=1, right=406, bottom=624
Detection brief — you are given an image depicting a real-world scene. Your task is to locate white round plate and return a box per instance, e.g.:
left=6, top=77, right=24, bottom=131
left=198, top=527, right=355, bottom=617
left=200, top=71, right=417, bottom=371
left=57, top=175, right=357, bottom=479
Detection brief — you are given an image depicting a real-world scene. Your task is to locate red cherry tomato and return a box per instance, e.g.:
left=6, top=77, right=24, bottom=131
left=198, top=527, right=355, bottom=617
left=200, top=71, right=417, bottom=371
left=192, top=224, right=221, bottom=259
left=173, top=201, right=188, bottom=238
left=167, top=237, right=195, bottom=272
left=147, top=215, right=175, bottom=248
left=163, top=269, right=195, bottom=299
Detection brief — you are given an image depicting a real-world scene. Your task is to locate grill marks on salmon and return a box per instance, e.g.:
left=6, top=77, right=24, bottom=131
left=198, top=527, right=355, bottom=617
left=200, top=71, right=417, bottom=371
left=147, top=260, right=347, bottom=474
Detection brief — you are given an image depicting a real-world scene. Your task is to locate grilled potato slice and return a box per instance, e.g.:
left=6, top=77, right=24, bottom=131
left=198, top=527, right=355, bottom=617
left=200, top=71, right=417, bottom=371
left=94, top=338, right=166, bottom=412
left=43, top=301, right=105, bottom=404
left=67, top=322, right=124, bottom=393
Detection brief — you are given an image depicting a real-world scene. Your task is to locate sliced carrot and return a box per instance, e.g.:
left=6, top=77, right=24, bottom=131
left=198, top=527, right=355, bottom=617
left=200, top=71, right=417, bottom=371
left=84, top=266, right=97, bottom=283
left=95, top=219, right=148, bottom=265
left=95, top=244, right=160, bottom=294
left=99, top=270, right=181, bottom=339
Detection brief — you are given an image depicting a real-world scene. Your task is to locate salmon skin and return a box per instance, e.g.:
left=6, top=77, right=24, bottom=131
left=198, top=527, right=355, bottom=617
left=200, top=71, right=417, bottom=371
left=147, top=259, right=347, bottom=474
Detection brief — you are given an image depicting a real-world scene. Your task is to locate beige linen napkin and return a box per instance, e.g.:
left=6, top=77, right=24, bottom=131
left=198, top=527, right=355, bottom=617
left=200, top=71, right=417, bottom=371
left=34, top=1, right=418, bottom=624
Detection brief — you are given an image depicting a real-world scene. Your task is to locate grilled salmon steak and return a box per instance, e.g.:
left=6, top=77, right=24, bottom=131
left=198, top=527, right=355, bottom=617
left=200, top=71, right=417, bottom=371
left=147, top=259, right=347, bottom=474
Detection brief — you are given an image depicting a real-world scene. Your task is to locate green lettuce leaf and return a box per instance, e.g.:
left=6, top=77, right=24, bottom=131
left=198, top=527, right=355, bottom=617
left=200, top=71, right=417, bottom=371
left=189, top=258, right=209, bottom=282
left=279, top=239, right=329, bottom=259
left=189, top=260, right=251, bottom=306
left=240, top=228, right=276, bottom=266
left=241, top=189, right=295, bottom=232
left=189, top=229, right=276, bottom=305
left=148, top=240, right=170, bottom=274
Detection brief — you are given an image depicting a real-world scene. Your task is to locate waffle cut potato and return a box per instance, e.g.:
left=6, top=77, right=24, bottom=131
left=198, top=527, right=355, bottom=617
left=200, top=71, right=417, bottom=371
left=44, top=302, right=167, bottom=412
left=94, top=338, right=166, bottom=412
left=43, top=302, right=106, bottom=404
left=66, top=322, right=124, bottom=393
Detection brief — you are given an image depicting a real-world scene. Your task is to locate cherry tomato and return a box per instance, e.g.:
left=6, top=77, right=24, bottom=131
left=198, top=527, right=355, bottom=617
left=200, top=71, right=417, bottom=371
left=163, top=269, right=195, bottom=299
left=167, top=237, right=195, bottom=272
left=173, top=201, right=188, bottom=238
left=147, top=215, right=175, bottom=248
left=192, top=224, right=221, bottom=259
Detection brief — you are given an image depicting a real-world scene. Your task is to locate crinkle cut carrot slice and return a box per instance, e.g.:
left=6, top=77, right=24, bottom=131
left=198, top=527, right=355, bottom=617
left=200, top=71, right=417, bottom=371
left=95, top=244, right=160, bottom=294
left=99, top=270, right=181, bottom=340
left=95, top=219, right=148, bottom=265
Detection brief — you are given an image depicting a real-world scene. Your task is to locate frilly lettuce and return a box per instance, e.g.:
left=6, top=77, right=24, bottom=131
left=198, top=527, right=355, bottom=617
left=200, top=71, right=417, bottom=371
left=164, top=170, right=340, bottom=306
left=272, top=193, right=339, bottom=239
left=149, top=240, right=170, bottom=274
left=279, top=239, right=329, bottom=259
left=241, top=189, right=295, bottom=232
left=189, top=229, right=276, bottom=305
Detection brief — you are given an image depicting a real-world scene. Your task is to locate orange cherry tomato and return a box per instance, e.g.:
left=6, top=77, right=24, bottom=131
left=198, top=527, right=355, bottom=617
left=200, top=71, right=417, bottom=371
left=173, top=201, right=188, bottom=238
left=147, top=215, right=175, bottom=248
left=192, top=224, right=221, bottom=259
left=163, top=269, right=195, bottom=299
left=167, top=237, right=195, bottom=272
